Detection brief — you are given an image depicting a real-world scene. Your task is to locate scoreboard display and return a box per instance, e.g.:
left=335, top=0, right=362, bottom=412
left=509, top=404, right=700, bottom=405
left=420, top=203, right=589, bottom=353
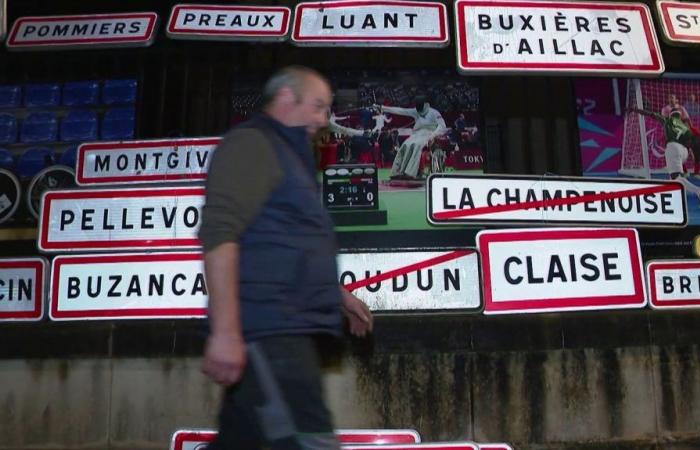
left=323, top=164, right=378, bottom=210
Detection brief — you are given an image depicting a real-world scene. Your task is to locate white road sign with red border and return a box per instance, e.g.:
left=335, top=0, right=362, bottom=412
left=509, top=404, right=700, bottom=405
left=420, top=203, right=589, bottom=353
left=647, top=259, right=700, bottom=309
left=454, top=0, right=664, bottom=75
left=477, top=228, right=646, bottom=314
left=170, top=429, right=421, bottom=450
left=6, top=12, right=159, bottom=50
left=292, top=0, right=449, bottom=47
left=76, top=138, right=220, bottom=185
left=428, top=174, right=686, bottom=227
left=656, top=0, right=700, bottom=45
left=0, top=258, right=47, bottom=322
left=477, top=445, right=513, bottom=450
left=50, top=252, right=206, bottom=320
left=344, top=444, right=477, bottom=450
left=339, top=249, right=481, bottom=312
left=38, top=187, right=203, bottom=252
left=167, top=4, right=291, bottom=41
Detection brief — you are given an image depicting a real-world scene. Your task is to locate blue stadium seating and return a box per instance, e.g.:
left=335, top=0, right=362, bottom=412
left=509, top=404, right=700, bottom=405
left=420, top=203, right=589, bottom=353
left=16, top=147, right=55, bottom=179
left=102, top=79, right=137, bottom=105
left=21, top=112, right=58, bottom=143
left=59, top=145, right=78, bottom=169
left=24, top=84, right=61, bottom=108
left=0, top=86, right=21, bottom=109
left=0, top=148, right=13, bottom=170
left=60, top=110, right=98, bottom=142
left=0, top=113, right=18, bottom=144
left=101, top=107, right=135, bottom=140
left=63, top=81, right=99, bottom=107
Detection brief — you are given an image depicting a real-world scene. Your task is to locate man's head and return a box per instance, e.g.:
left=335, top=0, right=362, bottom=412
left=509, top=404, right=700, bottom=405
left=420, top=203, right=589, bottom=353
left=414, top=95, right=430, bottom=117
left=691, top=93, right=697, bottom=103
left=262, top=66, right=332, bottom=136
left=669, top=93, right=678, bottom=106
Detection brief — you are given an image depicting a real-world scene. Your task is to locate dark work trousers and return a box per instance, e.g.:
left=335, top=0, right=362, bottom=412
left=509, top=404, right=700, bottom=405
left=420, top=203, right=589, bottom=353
left=207, top=335, right=340, bottom=450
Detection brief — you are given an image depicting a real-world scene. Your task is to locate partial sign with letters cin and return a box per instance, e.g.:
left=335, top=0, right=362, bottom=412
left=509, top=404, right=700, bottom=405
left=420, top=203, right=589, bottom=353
left=656, top=0, right=700, bottom=45
left=454, top=0, right=663, bottom=75
left=76, top=138, right=219, bottom=185
left=339, top=249, right=481, bottom=312
left=292, top=0, right=449, bottom=47
left=428, top=174, right=686, bottom=227
left=39, top=187, right=204, bottom=252
left=0, top=258, right=47, bottom=322
left=477, top=228, right=646, bottom=314
left=647, top=260, right=700, bottom=309
left=50, top=252, right=206, bottom=320
left=6, top=12, right=159, bottom=50
left=167, top=4, right=291, bottom=41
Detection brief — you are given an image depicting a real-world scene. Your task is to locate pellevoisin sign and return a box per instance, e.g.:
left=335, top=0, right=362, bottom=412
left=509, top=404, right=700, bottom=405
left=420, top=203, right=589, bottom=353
left=292, top=0, right=449, bottom=47
left=6, top=12, right=159, bottom=50
left=167, top=4, right=291, bottom=41
left=38, top=187, right=204, bottom=252
left=453, top=0, right=664, bottom=75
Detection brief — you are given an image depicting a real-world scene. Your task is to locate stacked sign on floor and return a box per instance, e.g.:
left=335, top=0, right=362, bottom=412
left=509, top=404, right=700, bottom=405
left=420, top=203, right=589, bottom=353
left=169, top=428, right=512, bottom=450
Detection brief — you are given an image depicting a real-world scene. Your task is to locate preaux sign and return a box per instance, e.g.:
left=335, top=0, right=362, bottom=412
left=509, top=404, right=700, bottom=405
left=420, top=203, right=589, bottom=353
left=39, top=187, right=204, bottom=252
left=428, top=174, right=686, bottom=227
left=167, top=4, right=291, bottom=41
left=292, top=0, right=449, bottom=47
left=477, top=228, right=646, bottom=314
left=0, top=258, right=47, bottom=322
left=454, top=0, right=664, bottom=75
left=50, top=252, right=206, bottom=320
left=7, top=12, right=159, bottom=50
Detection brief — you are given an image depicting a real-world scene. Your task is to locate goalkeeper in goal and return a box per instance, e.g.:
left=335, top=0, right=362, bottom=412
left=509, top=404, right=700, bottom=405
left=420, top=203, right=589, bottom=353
left=628, top=107, right=700, bottom=199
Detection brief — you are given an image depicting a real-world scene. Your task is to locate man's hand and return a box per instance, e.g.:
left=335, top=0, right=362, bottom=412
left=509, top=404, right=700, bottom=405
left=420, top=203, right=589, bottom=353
left=340, top=288, right=373, bottom=337
left=202, top=332, right=247, bottom=386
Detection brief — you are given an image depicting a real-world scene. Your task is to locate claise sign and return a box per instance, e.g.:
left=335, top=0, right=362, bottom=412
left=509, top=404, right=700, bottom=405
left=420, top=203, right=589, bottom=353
left=477, top=228, right=646, bottom=314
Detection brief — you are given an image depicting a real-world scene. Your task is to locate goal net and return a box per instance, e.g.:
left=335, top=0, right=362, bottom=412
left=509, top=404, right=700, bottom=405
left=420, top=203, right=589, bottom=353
left=620, top=78, right=700, bottom=178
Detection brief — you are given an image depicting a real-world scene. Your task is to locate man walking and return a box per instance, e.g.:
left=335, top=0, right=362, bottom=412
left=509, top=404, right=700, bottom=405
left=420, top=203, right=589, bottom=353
left=199, top=66, right=373, bottom=450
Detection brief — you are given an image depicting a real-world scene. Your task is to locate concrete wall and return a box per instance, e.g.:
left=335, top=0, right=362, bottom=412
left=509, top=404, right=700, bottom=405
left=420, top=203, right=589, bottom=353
left=2, top=311, right=700, bottom=450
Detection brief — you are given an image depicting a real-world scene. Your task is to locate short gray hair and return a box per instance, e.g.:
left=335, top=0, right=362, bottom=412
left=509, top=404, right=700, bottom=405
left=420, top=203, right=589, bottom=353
left=261, top=65, right=325, bottom=107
